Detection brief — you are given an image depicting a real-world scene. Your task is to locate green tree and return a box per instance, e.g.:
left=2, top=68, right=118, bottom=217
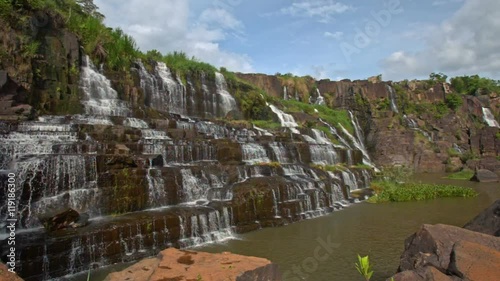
left=429, top=72, right=448, bottom=83
left=445, top=93, right=463, bottom=110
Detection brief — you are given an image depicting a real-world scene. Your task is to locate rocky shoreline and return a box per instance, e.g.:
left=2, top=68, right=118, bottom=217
left=388, top=200, right=500, bottom=281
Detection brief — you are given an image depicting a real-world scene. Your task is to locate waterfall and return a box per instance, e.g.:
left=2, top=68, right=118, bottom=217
left=319, top=119, right=351, bottom=149
left=253, top=125, right=274, bottom=137
left=269, top=142, right=292, bottom=163
left=80, top=55, right=130, bottom=116
left=157, top=62, right=188, bottom=115
left=268, top=104, right=300, bottom=134
left=403, top=115, right=433, bottom=141
left=178, top=208, right=234, bottom=248
left=386, top=85, right=399, bottom=113
left=341, top=170, right=359, bottom=193
left=180, top=169, right=209, bottom=203
left=482, top=107, right=500, bottom=128
left=124, top=118, right=149, bottom=129
left=0, top=119, right=99, bottom=230
left=272, top=189, right=281, bottom=218
left=315, top=89, right=325, bottom=105
left=215, top=72, right=238, bottom=117
left=403, top=115, right=418, bottom=129
left=283, top=86, right=288, bottom=100
left=196, top=121, right=230, bottom=139
left=339, top=112, right=378, bottom=171
left=242, top=143, right=270, bottom=164
left=146, top=159, right=167, bottom=208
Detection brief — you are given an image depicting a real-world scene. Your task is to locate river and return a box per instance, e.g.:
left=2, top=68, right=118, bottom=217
left=70, top=175, right=499, bottom=281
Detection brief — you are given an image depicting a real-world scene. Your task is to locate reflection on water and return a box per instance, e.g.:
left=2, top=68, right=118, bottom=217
left=69, top=174, right=499, bottom=281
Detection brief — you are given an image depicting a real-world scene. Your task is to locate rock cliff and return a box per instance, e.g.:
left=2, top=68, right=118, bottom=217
left=0, top=4, right=499, bottom=281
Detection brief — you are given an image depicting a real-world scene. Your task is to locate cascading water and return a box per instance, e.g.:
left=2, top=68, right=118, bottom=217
left=403, top=115, right=432, bottom=142
left=340, top=111, right=378, bottom=171
left=157, top=62, right=188, bottom=115
left=386, top=84, right=399, bottom=114
left=215, top=72, right=238, bottom=117
left=80, top=56, right=130, bottom=116
left=178, top=207, right=234, bottom=248
left=268, top=104, right=300, bottom=134
left=283, top=86, right=288, bottom=100
left=242, top=143, right=271, bottom=164
left=315, top=89, right=325, bottom=105
left=124, top=118, right=149, bottom=129
left=0, top=119, right=99, bottom=232
left=482, top=107, right=500, bottom=128
left=146, top=159, right=167, bottom=207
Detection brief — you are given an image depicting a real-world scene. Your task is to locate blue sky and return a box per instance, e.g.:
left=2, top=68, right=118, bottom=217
left=94, top=0, right=500, bottom=81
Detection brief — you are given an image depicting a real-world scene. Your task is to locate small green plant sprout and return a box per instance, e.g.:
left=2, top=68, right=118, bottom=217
left=355, top=254, right=374, bottom=281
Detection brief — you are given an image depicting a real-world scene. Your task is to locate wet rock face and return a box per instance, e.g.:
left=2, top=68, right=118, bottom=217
left=103, top=248, right=282, bottom=281
left=38, top=208, right=88, bottom=231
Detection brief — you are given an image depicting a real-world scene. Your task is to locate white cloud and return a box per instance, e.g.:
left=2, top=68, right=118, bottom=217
left=324, top=31, right=344, bottom=40
left=94, top=0, right=253, bottom=72
left=281, top=0, right=352, bottom=23
left=381, top=0, right=500, bottom=80
left=432, top=0, right=464, bottom=6
left=199, top=8, right=243, bottom=31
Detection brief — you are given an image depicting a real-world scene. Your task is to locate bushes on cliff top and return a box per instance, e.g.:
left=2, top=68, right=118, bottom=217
left=450, top=75, right=500, bottom=95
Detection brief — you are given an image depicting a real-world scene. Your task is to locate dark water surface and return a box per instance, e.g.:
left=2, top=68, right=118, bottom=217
left=71, top=175, right=499, bottom=281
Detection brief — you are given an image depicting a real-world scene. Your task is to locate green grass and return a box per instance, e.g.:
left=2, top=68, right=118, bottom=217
left=367, top=181, right=477, bottom=203
left=281, top=100, right=354, bottom=133
left=445, top=169, right=474, bottom=180
left=252, top=120, right=281, bottom=130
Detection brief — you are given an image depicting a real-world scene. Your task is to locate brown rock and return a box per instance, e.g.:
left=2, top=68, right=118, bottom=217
left=104, top=248, right=281, bottom=281
left=0, top=263, right=24, bottom=281
left=388, top=266, right=457, bottom=281
left=463, top=199, right=500, bottom=236
left=448, top=241, right=500, bottom=281
left=470, top=169, right=499, bottom=183
left=104, top=258, right=158, bottom=281
left=398, top=224, right=500, bottom=272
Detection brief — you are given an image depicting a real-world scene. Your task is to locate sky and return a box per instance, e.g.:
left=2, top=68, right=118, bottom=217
left=94, top=0, right=500, bottom=81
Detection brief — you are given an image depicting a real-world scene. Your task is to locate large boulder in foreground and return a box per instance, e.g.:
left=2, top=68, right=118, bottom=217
left=448, top=241, right=500, bottom=280
left=398, top=224, right=500, bottom=272
left=104, top=248, right=282, bottom=281
left=388, top=224, right=500, bottom=281
left=463, top=199, right=500, bottom=236
left=470, top=169, right=499, bottom=183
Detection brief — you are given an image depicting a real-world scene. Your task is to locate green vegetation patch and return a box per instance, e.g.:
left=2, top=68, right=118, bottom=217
left=367, top=181, right=477, bottom=203
left=281, top=100, right=354, bottom=133
left=251, top=120, right=281, bottom=130
left=445, top=169, right=474, bottom=180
